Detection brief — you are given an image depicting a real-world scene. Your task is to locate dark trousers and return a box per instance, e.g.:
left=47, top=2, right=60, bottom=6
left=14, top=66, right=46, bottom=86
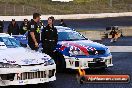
left=0, top=29, right=3, bottom=33
left=42, top=46, right=55, bottom=59
left=28, top=43, right=39, bottom=51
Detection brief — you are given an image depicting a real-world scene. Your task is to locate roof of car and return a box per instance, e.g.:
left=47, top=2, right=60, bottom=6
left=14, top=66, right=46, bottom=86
left=55, top=26, right=75, bottom=32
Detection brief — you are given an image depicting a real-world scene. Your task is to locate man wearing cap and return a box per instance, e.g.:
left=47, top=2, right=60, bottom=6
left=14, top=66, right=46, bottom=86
left=28, top=13, right=41, bottom=51
left=41, top=16, right=58, bottom=57
left=0, top=20, right=4, bottom=33
left=110, top=27, right=118, bottom=42
left=7, top=19, right=19, bottom=35
left=20, top=19, right=29, bottom=35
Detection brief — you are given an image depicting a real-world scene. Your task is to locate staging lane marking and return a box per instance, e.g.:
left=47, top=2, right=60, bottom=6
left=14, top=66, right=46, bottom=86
left=108, top=46, right=132, bottom=52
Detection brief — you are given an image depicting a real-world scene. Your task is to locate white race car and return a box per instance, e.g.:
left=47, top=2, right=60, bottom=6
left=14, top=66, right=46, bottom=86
left=0, top=33, right=56, bottom=86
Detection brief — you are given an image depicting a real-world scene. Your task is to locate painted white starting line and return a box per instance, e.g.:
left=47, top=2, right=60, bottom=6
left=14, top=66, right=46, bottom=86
left=108, top=46, right=132, bottom=52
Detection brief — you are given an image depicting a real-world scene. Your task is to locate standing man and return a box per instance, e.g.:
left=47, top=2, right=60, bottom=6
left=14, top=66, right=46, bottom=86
left=28, top=13, right=41, bottom=51
left=0, top=20, right=4, bottom=33
left=41, top=16, right=58, bottom=57
left=7, top=19, right=19, bottom=35
left=59, top=19, right=67, bottom=27
left=110, top=27, right=118, bottom=42
left=20, top=19, right=29, bottom=35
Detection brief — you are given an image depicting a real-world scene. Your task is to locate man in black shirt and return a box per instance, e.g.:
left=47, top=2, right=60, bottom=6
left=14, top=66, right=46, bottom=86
left=41, top=16, right=58, bottom=57
left=0, top=20, right=4, bottom=33
left=28, top=13, right=41, bottom=51
left=20, top=19, right=29, bottom=35
left=8, top=19, right=19, bottom=35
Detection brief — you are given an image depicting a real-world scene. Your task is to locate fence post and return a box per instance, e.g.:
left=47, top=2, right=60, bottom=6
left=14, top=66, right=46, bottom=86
left=109, top=0, right=113, bottom=7
left=4, top=1, right=8, bottom=16
left=4, top=3, right=6, bottom=15
left=14, top=4, right=15, bottom=15
left=23, top=5, right=25, bottom=15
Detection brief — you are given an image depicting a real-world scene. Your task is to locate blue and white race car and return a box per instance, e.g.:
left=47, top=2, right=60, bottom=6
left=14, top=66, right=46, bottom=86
left=13, top=26, right=113, bottom=71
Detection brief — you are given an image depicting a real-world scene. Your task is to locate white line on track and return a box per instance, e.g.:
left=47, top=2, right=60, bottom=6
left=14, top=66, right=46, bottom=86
left=108, top=46, right=132, bottom=52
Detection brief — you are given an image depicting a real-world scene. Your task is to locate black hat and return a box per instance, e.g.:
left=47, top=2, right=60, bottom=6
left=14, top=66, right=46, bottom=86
left=60, top=19, right=64, bottom=22
left=12, top=19, right=15, bottom=21
left=48, top=16, right=55, bottom=21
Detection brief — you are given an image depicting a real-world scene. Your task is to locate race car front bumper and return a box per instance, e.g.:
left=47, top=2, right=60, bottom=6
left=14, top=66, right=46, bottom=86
left=0, top=64, right=56, bottom=86
left=64, top=55, right=113, bottom=69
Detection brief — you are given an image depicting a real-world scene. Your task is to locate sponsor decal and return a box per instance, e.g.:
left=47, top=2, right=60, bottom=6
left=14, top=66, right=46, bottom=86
left=17, top=73, right=21, bottom=79
left=36, top=27, right=40, bottom=33
left=23, top=27, right=27, bottom=30
left=83, top=62, right=87, bottom=67
left=19, top=80, right=28, bottom=84
left=30, top=69, right=39, bottom=72
left=31, top=25, right=34, bottom=28
left=41, top=58, right=49, bottom=61
left=60, top=45, right=67, bottom=51
left=40, top=78, right=48, bottom=82
left=88, top=47, right=96, bottom=51
left=3, top=58, right=16, bottom=63
left=60, top=41, right=89, bottom=55
left=22, top=59, right=37, bottom=64
left=95, top=50, right=98, bottom=55
left=69, top=60, right=74, bottom=65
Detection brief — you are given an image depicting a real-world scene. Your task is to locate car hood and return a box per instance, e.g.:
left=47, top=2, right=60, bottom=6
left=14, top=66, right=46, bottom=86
left=0, top=47, right=51, bottom=65
left=58, top=40, right=107, bottom=55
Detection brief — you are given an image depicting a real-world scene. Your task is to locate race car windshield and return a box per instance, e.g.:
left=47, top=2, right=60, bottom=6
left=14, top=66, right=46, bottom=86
left=0, top=37, right=21, bottom=48
left=58, top=31, right=87, bottom=41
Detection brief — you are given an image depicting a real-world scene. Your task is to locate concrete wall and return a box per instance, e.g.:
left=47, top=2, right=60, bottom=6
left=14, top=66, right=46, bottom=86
left=120, top=27, right=132, bottom=36
left=79, top=26, right=132, bottom=40
left=79, top=31, right=102, bottom=40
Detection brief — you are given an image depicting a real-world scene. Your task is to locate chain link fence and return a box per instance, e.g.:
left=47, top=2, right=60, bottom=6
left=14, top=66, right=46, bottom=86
left=0, top=3, right=42, bottom=16
left=0, top=0, right=132, bottom=16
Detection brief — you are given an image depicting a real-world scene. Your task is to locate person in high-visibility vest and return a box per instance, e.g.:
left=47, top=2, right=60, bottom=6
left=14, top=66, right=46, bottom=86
left=28, top=13, right=41, bottom=51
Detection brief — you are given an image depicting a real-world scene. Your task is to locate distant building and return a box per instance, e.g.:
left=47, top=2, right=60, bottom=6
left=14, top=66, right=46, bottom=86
left=52, top=0, right=73, bottom=2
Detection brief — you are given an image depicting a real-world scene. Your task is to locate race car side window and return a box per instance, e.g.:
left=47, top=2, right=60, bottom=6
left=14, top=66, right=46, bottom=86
left=58, top=31, right=86, bottom=41
left=0, top=37, right=21, bottom=48
left=0, top=38, right=3, bottom=42
left=9, top=38, right=20, bottom=47
left=1, top=37, right=12, bottom=46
